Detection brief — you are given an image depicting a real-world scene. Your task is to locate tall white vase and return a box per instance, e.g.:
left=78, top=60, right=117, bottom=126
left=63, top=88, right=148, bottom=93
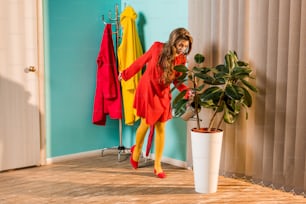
left=191, top=129, right=223, bottom=193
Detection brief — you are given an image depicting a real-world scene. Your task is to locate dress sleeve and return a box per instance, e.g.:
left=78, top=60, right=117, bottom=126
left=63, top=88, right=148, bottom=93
left=173, top=72, right=188, bottom=92
left=121, top=42, right=158, bottom=81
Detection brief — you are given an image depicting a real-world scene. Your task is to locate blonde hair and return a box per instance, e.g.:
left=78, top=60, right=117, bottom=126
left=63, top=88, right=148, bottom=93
left=158, top=28, right=193, bottom=84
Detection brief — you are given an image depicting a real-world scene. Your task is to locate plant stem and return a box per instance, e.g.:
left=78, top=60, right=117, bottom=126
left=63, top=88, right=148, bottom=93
left=208, top=88, right=226, bottom=131
left=193, top=77, right=201, bottom=130
left=195, top=105, right=200, bottom=129
left=208, top=107, right=218, bottom=131
left=217, top=112, right=224, bottom=130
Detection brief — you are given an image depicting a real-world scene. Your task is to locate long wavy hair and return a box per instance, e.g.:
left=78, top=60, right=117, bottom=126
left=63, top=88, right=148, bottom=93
left=158, top=28, right=193, bottom=85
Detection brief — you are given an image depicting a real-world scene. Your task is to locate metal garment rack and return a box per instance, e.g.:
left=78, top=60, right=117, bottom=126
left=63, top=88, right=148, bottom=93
left=101, top=4, right=129, bottom=161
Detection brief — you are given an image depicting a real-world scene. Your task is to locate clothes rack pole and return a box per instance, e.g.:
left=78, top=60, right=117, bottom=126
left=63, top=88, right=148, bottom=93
left=101, top=4, right=129, bottom=161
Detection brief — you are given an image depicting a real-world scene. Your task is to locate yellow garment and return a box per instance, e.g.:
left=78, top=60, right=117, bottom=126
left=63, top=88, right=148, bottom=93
left=132, top=118, right=165, bottom=174
left=154, top=121, right=165, bottom=174
left=118, top=6, right=143, bottom=125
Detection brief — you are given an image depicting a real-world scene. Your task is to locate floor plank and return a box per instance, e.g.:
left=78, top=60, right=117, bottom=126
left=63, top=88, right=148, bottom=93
left=0, top=152, right=305, bottom=204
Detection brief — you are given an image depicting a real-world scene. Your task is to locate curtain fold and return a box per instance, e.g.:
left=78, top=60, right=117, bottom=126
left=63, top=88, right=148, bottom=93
left=188, top=0, right=306, bottom=195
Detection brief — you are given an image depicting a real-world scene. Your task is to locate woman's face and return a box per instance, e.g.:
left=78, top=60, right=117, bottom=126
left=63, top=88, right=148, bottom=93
left=175, top=40, right=190, bottom=55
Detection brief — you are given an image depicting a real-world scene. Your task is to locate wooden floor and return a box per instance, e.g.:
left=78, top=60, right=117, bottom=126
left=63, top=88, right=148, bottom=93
left=0, top=152, right=305, bottom=204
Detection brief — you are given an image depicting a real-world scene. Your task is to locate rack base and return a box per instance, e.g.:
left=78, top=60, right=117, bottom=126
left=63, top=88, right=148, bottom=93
left=101, top=145, right=130, bottom=161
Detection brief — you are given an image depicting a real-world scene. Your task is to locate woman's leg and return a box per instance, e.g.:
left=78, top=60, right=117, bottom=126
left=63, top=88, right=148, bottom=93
left=132, top=118, right=149, bottom=162
left=154, top=121, right=166, bottom=175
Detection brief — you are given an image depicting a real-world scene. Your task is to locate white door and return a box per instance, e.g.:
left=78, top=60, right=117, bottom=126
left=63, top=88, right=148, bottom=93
left=0, top=0, right=41, bottom=171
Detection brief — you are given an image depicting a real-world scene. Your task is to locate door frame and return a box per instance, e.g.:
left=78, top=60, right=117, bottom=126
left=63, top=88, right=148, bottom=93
left=37, top=0, right=46, bottom=165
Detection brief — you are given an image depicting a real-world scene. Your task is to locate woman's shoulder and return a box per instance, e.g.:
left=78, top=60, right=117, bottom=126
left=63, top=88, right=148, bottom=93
left=151, top=41, right=164, bottom=49
left=144, top=41, right=164, bottom=55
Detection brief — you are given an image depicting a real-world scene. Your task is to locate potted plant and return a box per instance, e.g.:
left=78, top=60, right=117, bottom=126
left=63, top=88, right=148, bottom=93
left=172, top=50, right=257, bottom=193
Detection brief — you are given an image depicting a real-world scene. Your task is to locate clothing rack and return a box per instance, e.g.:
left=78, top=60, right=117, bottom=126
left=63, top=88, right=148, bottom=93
left=101, top=4, right=129, bottom=161
left=101, top=5, right=120, bottom=54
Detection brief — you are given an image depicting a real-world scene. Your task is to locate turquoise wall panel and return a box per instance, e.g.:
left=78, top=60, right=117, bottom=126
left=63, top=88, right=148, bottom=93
left=44, top=0, right=121, bottom=158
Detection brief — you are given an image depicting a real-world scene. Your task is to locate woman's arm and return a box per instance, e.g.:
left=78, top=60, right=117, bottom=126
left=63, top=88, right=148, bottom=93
left=121, top=42, right=160, bottom=81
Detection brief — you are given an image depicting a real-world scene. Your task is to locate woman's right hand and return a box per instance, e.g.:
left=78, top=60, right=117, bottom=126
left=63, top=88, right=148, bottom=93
left=118, top=72, right=122, bottom=81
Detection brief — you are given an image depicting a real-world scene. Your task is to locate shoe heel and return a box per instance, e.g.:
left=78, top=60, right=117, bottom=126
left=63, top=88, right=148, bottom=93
left=154, top=169, right=166, bottom=179
left=130, top=145, right=138, bottom=169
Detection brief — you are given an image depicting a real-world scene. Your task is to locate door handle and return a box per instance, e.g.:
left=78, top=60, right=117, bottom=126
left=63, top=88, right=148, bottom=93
left=28, top=66, right=36, bottom=72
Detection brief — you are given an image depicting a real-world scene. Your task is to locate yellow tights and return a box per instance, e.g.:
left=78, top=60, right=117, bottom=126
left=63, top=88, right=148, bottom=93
left=132, top=118, right=149, bottom=162
left=132, top=118, right=165, bottom=174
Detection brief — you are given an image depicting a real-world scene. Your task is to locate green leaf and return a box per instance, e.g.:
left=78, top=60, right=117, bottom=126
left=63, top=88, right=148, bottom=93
left=200, top=67, right=212, bottom=74
left=172, top=99, right=188, bottom=117
left=237, top=60, right=249, bottom=66
left=245, top=109, right=249, bottom=120
left=229, top=50, right=238, bottom=62
left=231, top=66, right=252, bottom=76
left=225, top=84, right=243, bottom=100
left=173, top=90, right=187, bottom=105
left=201, top=99, right=217, bottom=108
left=226, top=98, right=241, bottom=114
left=225, top=54, right=233, bottom=70
left=193, top=66, right=208, bottom=73
left=223, top=106, right=238, bottom=124
left=170, top=86, right=176, bottom=93
left=241, top=87, right=252, bottom=107
left=194, top=73, right=214, bottom=84
left=241, top=79, right=258, bottom=92
left=201, top=87, right=223, bottom=104
left=215, top=64, right=229, bottom=73
left=177, top=72, right=187, bottom=81
left=174, top=65, right=188, bottom=73
left=194, top=53, right=205, bottom=64
left=214, top=72, right=228, bottom=85
left=195, top=84, right=205, bottom=92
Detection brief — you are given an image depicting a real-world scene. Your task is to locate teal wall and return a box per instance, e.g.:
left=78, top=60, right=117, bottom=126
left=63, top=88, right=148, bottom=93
left=44, top=0, right=121, bottom=158
left=44, top=0, right=188, bottom=161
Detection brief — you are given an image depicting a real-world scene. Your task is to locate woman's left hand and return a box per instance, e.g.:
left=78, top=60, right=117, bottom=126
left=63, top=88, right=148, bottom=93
left=187, top=89, right=195, bottom=100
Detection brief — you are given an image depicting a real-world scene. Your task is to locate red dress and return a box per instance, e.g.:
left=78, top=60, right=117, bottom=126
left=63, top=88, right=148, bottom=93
left=121, top=42, right=188, bottom=125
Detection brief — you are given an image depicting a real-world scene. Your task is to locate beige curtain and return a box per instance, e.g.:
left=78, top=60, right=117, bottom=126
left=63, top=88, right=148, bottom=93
left=188, top=0, right=306, bottom=195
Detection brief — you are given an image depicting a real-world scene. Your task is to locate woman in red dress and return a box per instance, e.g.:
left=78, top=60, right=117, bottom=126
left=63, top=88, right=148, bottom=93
left=119, top=28, right=193, bottom=178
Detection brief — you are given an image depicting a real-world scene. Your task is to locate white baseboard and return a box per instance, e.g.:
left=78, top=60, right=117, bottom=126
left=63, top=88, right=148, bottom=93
left=146, top=153, right=188, bottom=168
left=46, top=149, right=102, bottom=165
left=46, top=150, right=188, bottom=169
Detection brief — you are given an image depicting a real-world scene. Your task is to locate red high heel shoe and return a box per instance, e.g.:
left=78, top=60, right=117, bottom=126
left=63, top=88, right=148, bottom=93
left=154, top=169, right=166, bottom=179
left=130, top=145, right=138, bottom=169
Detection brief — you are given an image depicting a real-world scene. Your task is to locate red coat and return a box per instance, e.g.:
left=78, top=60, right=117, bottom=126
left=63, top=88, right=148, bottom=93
left=92, top=24, right=122, bottom=125
left=121, top=42, right=188, bottom=125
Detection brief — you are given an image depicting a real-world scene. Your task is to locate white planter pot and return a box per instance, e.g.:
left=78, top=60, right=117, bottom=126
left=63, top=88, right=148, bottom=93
left=191, top=129, right=223, bottom=193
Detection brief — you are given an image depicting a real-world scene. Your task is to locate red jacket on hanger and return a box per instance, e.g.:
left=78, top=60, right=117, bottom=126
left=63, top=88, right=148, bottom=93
left=92, top=24, right=122, bottom=125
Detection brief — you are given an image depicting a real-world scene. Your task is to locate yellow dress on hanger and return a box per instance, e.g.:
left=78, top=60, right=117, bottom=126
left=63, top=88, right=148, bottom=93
left=118, top=6, right=143, bottom=125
